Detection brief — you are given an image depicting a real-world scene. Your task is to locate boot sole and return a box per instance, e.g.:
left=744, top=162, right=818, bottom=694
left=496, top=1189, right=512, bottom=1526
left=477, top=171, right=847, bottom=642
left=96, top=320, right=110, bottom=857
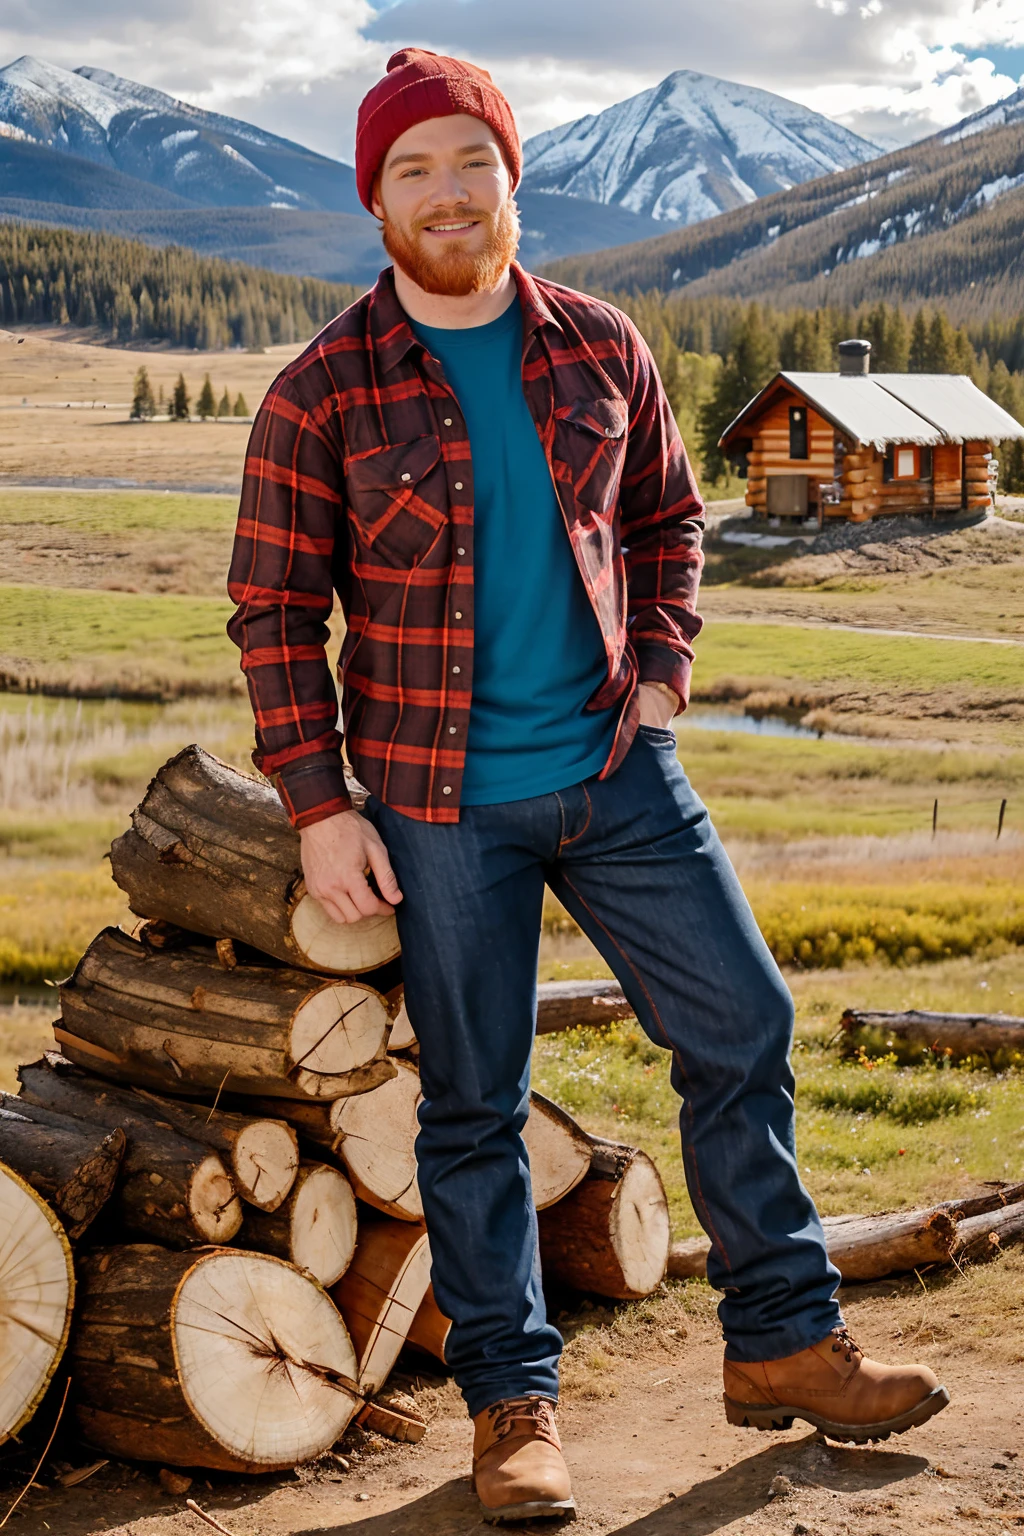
left=723, top=1384, right=950, bottom=1444
left=477, top=1496, right=577, bottom=1524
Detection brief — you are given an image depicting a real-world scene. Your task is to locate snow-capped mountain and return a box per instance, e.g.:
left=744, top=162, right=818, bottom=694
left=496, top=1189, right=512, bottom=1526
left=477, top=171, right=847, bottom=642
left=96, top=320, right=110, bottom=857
left=0, top=56, right=362, bottom=212
left=521, top=70, right=882, bottom=225
left=943, top=83, right=1024, bottom=143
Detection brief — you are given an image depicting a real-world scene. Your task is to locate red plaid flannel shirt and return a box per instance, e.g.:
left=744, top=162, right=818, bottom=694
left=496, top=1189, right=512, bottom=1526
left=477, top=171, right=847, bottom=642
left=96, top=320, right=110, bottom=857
left=227, top=263, right=705, bottom=827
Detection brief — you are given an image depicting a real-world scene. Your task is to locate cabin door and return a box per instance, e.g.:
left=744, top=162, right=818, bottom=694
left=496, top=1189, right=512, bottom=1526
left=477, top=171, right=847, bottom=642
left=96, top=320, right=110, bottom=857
left=766, top=475, right=809, bottom=518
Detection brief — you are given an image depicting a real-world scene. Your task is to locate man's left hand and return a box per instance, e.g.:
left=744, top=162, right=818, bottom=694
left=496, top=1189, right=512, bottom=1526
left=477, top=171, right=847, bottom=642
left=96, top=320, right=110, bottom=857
left=638, top=681, right=678, bottom=728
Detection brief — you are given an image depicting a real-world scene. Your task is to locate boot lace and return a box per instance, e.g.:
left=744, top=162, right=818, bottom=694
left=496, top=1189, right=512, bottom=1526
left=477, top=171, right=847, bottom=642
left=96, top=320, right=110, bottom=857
left=830, top=1326, right=863, bottom=1364
left=487, top=1396, right=560, bottom=1448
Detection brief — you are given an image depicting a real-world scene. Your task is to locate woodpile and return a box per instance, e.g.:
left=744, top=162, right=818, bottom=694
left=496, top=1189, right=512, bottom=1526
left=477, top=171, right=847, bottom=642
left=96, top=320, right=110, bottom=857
left=4, top=745, right=672, bottom=1473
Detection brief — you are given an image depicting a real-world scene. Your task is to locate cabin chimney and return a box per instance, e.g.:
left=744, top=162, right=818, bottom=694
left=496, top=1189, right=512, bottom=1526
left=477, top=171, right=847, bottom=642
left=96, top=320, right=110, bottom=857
left=838, top=338, right=871, bottom=376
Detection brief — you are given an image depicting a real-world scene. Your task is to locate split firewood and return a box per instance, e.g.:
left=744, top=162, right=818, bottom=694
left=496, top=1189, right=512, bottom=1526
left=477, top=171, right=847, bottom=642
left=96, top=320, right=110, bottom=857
left=109, top=745, right=400, bottom=975
left=0, top=1097, right=125, bottom=1240
left=840, top=1008, right=1024, bottom=1060
left=331, top=1217, right=432, bottom=1397
left=357, top=1390, right=427, bottom=1444
left=18, top=1058, right=241, bottom=1248
left=953, top=1199, right=1024, bottom=1262
left=73, top=1244, right=361, bottom=1472
left=538, top=1137, right=670, bottom=1300
left=57, top=927, right=394, bottom=1101
left=535, top=980, right=633, bottom=1035
left=224, top=1064, right=400, bottom=1153
left=387, top=1000, right=417, bottom=1053
left=331, top=1065, right=594, bottom=1222
left=0, top=1161, right=75, bottom=1445
left=127, top=1089, right=298, bottom=1213
left=240, top=1162, right=357, bottom=1287
left=406, top=1285, right=451, bottom=1364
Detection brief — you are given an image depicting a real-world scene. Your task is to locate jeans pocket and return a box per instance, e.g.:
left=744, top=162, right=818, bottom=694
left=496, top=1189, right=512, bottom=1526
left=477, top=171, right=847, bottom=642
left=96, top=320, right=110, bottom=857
left=637, top=723, right=677, bottom=746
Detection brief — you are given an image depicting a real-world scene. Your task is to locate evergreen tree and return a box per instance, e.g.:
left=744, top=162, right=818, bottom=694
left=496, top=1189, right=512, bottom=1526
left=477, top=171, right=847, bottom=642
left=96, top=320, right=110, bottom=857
left=130, top=365, right=156, bottom=420
left=217, top=387, right=231, bottom=418
left=999, top=438, right=1024, bottom=494
left=196, top=373, right=217, bottom=421
left=885, top=308, right=911, bottom=372
left=171, top=373, right=190, bottom=421
left=927, top=310, right=960, bottom=372
left=233, top=391, right=249, bottom=417
left=987, top=359, right=1016, bottom=413
left=908, top=310, right=930, bottom=372
left=696, top=305, right=778, bottom=482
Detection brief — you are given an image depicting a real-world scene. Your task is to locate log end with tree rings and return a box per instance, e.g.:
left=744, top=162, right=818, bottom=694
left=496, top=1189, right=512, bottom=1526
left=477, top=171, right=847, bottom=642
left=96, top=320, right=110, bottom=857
left=387, top=999, right=417, bottom=1053
left=538, top=1143, right=670, bottom=1301
left=331, top=1218, right=433, bottom=1397
left=288, top=891, right=401, bottom=976
left=230, top=1119, right=299, bottom=1213
left=74, top=1246, right=361, bottom=1472
left=186, top=1154, right=245, bottom=1244
left=288, top=981, right=393, bottom=1098
left=242, top=1163, right=358, bottom=1288
left=0, top=1161, right=74, bottom=1445
left=523, top=1093, right=593, bottom=1211
left=332, top=1058, right=423, bottom=1221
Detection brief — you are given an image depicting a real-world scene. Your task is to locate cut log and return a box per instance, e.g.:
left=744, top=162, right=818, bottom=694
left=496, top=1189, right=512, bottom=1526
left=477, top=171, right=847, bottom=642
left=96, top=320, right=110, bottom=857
left=840, top=1008, right=1024, bottom=1061
left=406, top=1285, right=451, bottom=1364
left=331, top=1217, right=432, bottom=1396
left=332, top=1064, right=592, bottom=1222
left=0, top=1096, right=125, bottom=1240
left=73, top=1244, right=361, bottom=1471
left=536, top=980, right=633, bottom=1035
left=0, top=1161, right=75, bottom=1445
left=537, top=1138, right=670, bottom=1300
left=226, top=1069, right=400, bottom=1155
left=58, top=927, right=393, bottom=1101
left=128, top=1089, right=298, bottom=1213
left=109, top=745, right=399, bottom=975
left=387, top=999, right=417, bottom=1053
left=240, top=1162, right=357, bottom=1287
left=18, top=1058, right=241, bottom=1248
left=953, top=1199, right=1024, bottom=1263
left=357, top=1390, right=427, bottom=1444
left=667, top=1203, right=962, bottom=1285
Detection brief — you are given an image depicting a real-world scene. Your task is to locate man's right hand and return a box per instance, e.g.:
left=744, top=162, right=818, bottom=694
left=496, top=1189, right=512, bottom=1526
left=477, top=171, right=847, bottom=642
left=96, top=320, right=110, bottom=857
left=299, top=809, right=403, bottom=925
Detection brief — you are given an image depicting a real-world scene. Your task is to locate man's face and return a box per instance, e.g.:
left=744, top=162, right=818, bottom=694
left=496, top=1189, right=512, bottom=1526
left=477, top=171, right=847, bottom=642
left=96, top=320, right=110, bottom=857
left=371, top=113, right=519, bottom=297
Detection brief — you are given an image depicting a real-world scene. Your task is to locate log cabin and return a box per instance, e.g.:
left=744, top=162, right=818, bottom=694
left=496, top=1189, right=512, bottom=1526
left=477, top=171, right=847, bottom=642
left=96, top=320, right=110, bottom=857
left=718, top=338, right=1024, bottom=523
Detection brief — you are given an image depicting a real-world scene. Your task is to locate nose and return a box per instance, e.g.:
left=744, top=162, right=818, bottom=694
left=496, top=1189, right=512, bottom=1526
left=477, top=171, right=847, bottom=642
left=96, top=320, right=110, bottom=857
left=427, top=165, right=470, bottom=207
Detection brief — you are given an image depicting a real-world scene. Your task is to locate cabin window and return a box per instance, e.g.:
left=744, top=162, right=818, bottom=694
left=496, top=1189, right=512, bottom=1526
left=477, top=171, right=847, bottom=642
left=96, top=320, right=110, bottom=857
left=896, top=447, right=916, bottom=477
left=883, top=445, right=923, bottom=480
left=919, top=446, right=933, bottom=480
left=789, top=406, right=808, bottom=460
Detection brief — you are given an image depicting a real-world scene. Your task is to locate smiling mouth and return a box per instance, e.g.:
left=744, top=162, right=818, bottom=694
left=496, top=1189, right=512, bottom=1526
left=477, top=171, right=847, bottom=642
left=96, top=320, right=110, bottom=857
left=423, top=220, right=480, bottom=233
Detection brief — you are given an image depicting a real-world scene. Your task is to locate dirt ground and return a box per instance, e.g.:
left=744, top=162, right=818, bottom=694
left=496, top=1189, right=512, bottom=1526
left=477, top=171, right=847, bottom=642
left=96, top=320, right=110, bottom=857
left=4, top=1271, right=1023, bottom=1536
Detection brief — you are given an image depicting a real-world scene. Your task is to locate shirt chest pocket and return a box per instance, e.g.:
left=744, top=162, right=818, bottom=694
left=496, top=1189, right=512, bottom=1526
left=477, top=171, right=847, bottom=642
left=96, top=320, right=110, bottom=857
left=344, top=436, right=446, bottom=565
left=553, top=397, right=629, bottom=521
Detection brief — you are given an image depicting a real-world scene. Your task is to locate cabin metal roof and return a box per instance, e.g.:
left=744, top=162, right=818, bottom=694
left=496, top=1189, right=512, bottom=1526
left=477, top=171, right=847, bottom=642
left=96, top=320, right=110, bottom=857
left=719, top=370, right=1024, bottom=451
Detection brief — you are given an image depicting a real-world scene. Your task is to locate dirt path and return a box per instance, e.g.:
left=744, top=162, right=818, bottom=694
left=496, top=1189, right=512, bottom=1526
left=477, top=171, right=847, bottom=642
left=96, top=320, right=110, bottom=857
left=9, top=1277, right=1023, bottom=1536
left=699, top=608, right=1024, bottom=646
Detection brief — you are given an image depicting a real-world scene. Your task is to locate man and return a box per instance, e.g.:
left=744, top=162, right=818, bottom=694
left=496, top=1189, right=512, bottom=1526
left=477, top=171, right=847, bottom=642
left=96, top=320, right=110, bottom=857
left=228, top=47, right=948, bottom=1524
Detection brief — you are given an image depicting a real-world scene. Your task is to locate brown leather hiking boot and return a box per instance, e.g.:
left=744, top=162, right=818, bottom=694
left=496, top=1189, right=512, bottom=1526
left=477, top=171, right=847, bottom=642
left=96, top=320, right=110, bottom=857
left=723, top=1326, right=949, bottom=1444
left=472, top=1396, right=576, bottom=1523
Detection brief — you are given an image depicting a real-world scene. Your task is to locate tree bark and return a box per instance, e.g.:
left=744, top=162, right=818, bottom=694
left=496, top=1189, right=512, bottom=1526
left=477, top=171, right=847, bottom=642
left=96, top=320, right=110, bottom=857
left=58, top=926, right=393, bottom=1101
left=523, top=1093, right=593, bottom=1210
left=0, top=1160, right=75, bottom=1444
left=840, top=1008, right=1024, bottom=1060
left=221, top=1064, right=400, bottom=1156
left=72, top=1244, right=361, bottom=1472
left=953, top=1199, right=1024, bottom=1262
left=127, top=1088, right=298, bottom=1213
left=0, top=1096, right=124, bottom=1240
left=538, top=1138, right=670, bottom=1300
left=109, top=745, right=400, bottom=976
left=240, top=1162, right=357, bottom=1287
left=535, top=980, right=633, bottom=1035
left=18, top=1058, right=241, bottom=1248
left=331, top=1217, right=432, bottom=1397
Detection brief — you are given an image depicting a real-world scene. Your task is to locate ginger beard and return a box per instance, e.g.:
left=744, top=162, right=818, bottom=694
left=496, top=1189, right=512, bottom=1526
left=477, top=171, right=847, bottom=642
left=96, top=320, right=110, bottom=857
left=381, top=197, right=520, bottom=297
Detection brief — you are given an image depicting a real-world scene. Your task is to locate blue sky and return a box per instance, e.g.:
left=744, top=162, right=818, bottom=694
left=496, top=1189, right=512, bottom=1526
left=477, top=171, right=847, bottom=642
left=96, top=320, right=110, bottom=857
left=2, top=0, right=1023, bottom=158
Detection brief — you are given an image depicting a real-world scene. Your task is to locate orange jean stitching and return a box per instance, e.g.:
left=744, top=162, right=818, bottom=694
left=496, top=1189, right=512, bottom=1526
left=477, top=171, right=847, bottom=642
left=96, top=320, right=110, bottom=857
left=559, top=870, right=732, bottom=1274
left=556, top=784, right=592, bottom=854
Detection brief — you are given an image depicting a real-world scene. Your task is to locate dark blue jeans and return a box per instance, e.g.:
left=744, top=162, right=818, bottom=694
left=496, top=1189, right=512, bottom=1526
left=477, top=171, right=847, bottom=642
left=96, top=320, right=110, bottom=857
left=365, top=726, right=841, bottom=1416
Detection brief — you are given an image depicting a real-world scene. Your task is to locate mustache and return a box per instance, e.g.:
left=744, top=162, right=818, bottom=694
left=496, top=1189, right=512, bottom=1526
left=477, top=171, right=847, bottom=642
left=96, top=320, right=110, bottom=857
left=412, top=207, right=492, bottom=232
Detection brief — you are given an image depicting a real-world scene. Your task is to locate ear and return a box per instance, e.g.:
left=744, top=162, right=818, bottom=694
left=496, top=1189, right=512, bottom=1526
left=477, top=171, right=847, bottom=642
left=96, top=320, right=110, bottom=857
left=370, top=173, right=384, bottom=222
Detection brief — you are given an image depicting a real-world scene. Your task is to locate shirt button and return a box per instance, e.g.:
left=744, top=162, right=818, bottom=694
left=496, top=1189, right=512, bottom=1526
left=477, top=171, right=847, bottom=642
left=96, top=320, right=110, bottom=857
left=401, top=472, right=412, bottom=481
left=443, top=418, right=453, bottom=427
left=449, top=725, right=457, bottom=734
left=442, top=785, right=452, bottom=795
left=605, top=427, right=617, bottom=437
left=454, top=481, right=464, bottom=491
left=454, top=610, right=463, bottom=619
left=452, top=665, right=461, bottom=674
left=457, top=546, right=466, bottom=556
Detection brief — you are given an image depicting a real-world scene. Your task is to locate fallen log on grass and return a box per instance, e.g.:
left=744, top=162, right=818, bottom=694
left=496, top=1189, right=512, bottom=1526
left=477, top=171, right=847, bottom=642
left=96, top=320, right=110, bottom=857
left=538, top=1137, right=670, bottom=1300
left=840, top=1008, right=1024, bottom=1061
left=109, top=745, right=400, bottom=976
left=18, top=1059, right=241, bottom=1248
left=535, top=980, right=633, bottom=1034
left=73, top=1245, right=361, bottom=1472
left=57, top=927, right=394, bottom=1101
left=331, top=1217, right=433, bottom=1397
left=240, top=1162, right=357, bottom=1286
left=0, top=1097, right=125, bottom=1240
left=953, top=1200, right=1024, bottom=1262
left=0, top=1161, right=75, bottom=1445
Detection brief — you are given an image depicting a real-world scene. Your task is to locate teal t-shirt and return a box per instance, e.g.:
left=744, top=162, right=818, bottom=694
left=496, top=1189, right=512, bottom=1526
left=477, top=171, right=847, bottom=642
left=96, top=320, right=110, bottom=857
left=411, top=296, right=616, bottom=806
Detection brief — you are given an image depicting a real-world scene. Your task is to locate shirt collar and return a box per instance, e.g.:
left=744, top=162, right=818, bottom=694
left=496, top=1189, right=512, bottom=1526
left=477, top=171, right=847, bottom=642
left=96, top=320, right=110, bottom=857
left=367, top=261, right=564, bottom=374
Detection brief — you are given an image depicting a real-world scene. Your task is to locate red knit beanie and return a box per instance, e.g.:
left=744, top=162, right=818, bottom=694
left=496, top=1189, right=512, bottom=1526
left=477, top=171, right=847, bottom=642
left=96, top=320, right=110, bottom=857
left=355, top=48, right=522, bottom=212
